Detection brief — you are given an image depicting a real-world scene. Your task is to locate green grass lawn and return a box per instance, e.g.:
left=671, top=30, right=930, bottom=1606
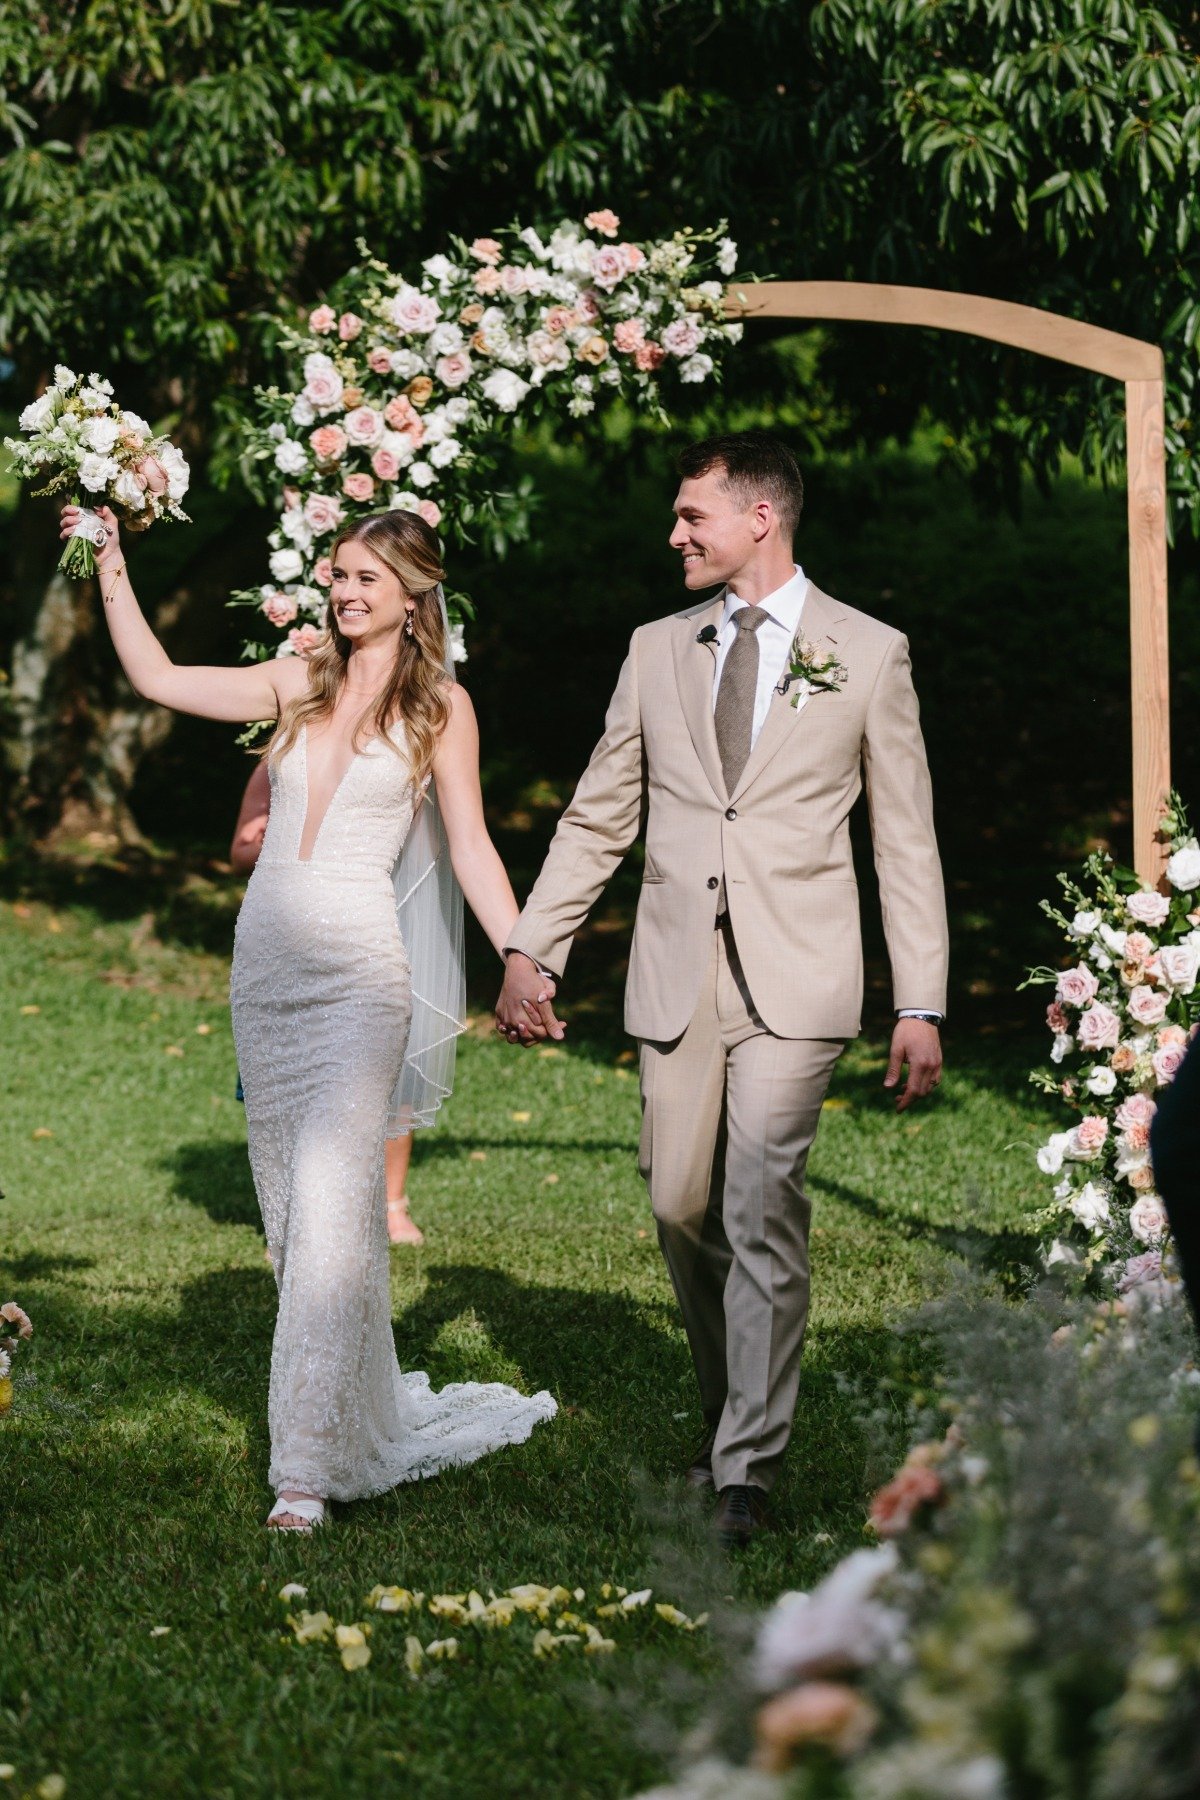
left=0, top=877, right=1056, bottom=1799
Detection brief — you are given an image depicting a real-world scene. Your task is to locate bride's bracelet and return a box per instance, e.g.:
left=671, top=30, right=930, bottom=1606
left=99, top=560, right=126, bottom=603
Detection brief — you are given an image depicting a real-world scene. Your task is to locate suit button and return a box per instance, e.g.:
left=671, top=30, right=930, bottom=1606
left=725, top=807, right=737, bottom=820
left=706, top=876, right=719, bottom=890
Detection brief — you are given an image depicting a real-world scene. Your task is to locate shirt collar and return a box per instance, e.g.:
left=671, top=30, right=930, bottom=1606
left=719, top=565, right=807, bottom=636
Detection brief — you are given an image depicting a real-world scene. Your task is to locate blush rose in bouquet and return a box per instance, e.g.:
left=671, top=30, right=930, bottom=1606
left=1023, top=792, right=1200, bottom=1289
left=5, top=367, right=190, bottom=578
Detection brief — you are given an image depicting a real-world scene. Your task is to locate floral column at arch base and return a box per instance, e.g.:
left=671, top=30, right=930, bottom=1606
left=234, top=214, right=743, bottom=658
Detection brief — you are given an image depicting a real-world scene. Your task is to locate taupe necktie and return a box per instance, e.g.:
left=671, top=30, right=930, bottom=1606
left=714, top=604, right=769, bottom=795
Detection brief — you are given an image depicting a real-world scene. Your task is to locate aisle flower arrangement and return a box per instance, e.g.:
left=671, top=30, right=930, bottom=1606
left=235, top=214, right=742, bottom=659
left=1022, top=793, right=1199, bottom=1284
left=0, top=1300, right=33, bottom=1415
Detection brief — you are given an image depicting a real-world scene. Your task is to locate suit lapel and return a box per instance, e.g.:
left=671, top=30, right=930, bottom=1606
left=728, top=584, right=850, bottom=805
left=670, top=596, right=727, bottom=802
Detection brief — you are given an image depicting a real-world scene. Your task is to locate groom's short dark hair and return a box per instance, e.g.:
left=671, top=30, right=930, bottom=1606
left=677, top=431, right=804, bottom=540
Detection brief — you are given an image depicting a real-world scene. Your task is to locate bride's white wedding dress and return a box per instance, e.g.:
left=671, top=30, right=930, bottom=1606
left=230, top=721, right=556, bottom=1502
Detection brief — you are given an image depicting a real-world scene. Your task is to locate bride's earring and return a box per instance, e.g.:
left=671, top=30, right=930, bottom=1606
left=404, top=609, right=415, bottom=639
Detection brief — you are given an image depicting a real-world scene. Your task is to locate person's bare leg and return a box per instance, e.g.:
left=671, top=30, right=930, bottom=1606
left=385, top=1133, right=423, bottom=1245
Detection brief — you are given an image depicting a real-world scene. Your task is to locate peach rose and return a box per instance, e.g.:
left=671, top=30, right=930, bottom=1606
left=1128, top=1163, right=1156, bottom=1191
left=473, top=265, right=502, bottom=295
left=338, top=311, right=363, bottom=341
left=543, top=305, right=574, bottom=336
left=406, top=377, right=434, bottom=408
left=384, top=395, right=424, bottom=440
left=1124, top=931, right=1156, bottom=965
left=313, top=557, right=333, bottom=587
left=287, top=624, right=323, bottom=657
left=576, top=334, right=610, bottom=365
left=584, top=208, right=620, bottom=238
left=754, top=1684, right=878, bottom=1772
left=1077, top=1002, right=1121, bottom=1050
left=1073, top=1114, right=1108, bottom=1155
left=1158, top=1024, right=1188, bottom=1047
left=371, top=448, right=401, bottom=482
left=634, top=341, right=666, bottom=371
left=1128, top=984, right=1168, bottom=1026
left=621, top=242, right=646, bottom=273
left=1056, top=963, right=1100, bottom=1007
left=367, top=347, right=394, bottom=374
left=614, top=318, right=647, bottom=354
left=418, top=499, right=441, bottom=528
left=469, top=236, right=503, bottom=264
left=341, top=385, right=365, bottom=410
left=134, top=454, right=169, bottom=496
left=261, top=591, right=298, bottom=627
left=304, top=492, right=344, bottom=534
left=342, top=472, right=375, bottom=502
left=869, top=1461, right=944, bottom=1536
left=309, top=425, right=348, bottom=463
left=308, top=304, right=336, bottom=333
left=459, top=302, right=485, bottom=326
left=1111, top=1043, right=1138, bottom=1073
left=1121, top=1120, right=1151, bottom=1151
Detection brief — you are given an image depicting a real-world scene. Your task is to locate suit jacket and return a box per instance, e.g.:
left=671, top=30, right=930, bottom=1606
left=506, top=583, right=949, bottom=1041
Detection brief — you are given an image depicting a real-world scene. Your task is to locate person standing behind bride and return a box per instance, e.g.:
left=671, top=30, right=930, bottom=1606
left=61, top=500, right=557, bottom=1532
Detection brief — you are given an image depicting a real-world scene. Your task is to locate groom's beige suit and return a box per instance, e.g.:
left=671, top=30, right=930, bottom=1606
left=507, top=571, right=948, bottom=1491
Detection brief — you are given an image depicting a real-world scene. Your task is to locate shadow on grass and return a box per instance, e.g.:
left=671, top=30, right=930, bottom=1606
left=164, top=1141, right=263, bottom=1231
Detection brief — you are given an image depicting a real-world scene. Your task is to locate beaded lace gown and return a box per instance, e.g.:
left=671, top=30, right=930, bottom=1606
left=230, top=723, right=556, bottom=1502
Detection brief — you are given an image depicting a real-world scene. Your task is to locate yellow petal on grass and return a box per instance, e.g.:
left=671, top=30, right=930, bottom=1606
left=582, top=1624, right=617, bottom=1654
left=164, top=1045, right=185, bottom=1058
left=149, top=1626, right=171, bottom=1638
left=427, top=1637, right=459, bottom=1661
left=469, top=1150, right=488, bottom=1163
left=428, top=1593, right=469, bottom=1625
left=19, top=1005, right=40, bottom=1015
left=366, top=1585, right=422, bottom=1614
left=537, top=1046, right=563, bottom=1059
left=278, top=1583, right=308, bottom=1602
left=404, top=1635, right=426, bottom=1677
left=37, top=1781, right=66, bottom=1800
left=822, top=1097, right=851, bottom=1111
left=335, top=1624, right=372, bottom=1670
left=654, top=1603, right=707, bottom=1630
left=195, top=1023, right=214, bottom=1036
left=542, top=1173, right=560, bottom=1186
left=31, top=1128, right=53, bottom=1141
left=291, top=1609, right=335, bottom=1644
left=621, top=1589, right=653, bottom=1611
left=510, top=1110, right=531, bottom=1123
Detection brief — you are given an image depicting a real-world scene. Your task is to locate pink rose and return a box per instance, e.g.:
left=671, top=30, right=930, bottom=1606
left=1115, top=1093, right=1156, bottom=1130
left=384, top=395, right=424, bottom=441
left=500, top=264, right=529, bottom=296
left=287, top=624, right=323, bottom=657
left=473, top=265, right=502, bottom=296
left=390, top=287, right=440, bottom=334
left=367, top=348, right=394, bottom=375
left=1072, top=1115, right=1108, bottom=1155
left=313, top=557, right=333, bottom=587
left=634, top=341, right=666, bottom=371
left=371, top=448, right=401, bottom=482
left=584, top=209, right=620, bottom=238
left=1128, top=984, right=1168, bottom=1026
left=133, top=454, right=169, bottom=497
left=338, top=311, right=363, bottom=341
left=418, top=499, right=441, bottom=528
left=261, top=591, right=298, bottom=627
left=303, top=492, right=344, bottom=534
left=1046, top=1000, right=1070, bottom=1034
left=470, top=237, right=503, bottom=264
left=303, top=364, right=344, bottom=412
left=1158, top=1024, right=1188, bottom=1047
left=309, top=424, right=348, bottom=463
left=1056, top=963, right=1100, bottom=1008
left=576, top=289, right=601, bottom=323
left=620, top=242, right=645, bottom=273
left=1152, top=1043, right=1186, bottom=1085
left=1077, top=1002, right=1121, bottom=1051
left=543, top=306, right=574, bottom=336
left=435, top=351, right=473, bottom=390
left=308, top=304, right=337, bottom=334
left=663, top=317, right=703, bottom=357
left=614, top=318, right=646, bottom=354
left=1127, top=889, right=1171, bottom=927
left=869, top=1461, right=945, bottom=1537
left=343, top=405, right=383, bottom=447
left=1120, top=1120, right=1151, bottom=1151
left=1, top=1302, right=34, bottom=1339
left=1124, top=931, right=1156, bottom=965
left=342, top=472, right=375, bottom=502
left=591, top=244, right=628, bottom=290
left=1158, top=943, right=1200, bottom=993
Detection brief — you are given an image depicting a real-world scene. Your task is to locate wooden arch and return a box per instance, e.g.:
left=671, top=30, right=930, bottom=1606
left=726, top=281, right=1171, bottom=882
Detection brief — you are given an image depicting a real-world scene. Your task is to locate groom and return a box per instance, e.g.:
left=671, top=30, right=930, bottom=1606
left=497, top=431, right=948, bottom=1543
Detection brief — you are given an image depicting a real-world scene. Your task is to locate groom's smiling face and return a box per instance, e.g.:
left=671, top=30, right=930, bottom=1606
left=669, top=467, right=762, bottom=591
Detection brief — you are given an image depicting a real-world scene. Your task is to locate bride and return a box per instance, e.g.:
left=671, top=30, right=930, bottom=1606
left=60, top=500, right=558, bottom=1530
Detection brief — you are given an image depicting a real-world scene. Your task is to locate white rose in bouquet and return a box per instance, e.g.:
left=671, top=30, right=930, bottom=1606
left=1167, top=838, right=1200, bottom=890
left=269, top=547, right=305, bottom=583
left=1129, top=1194, right=1169, bottom=1244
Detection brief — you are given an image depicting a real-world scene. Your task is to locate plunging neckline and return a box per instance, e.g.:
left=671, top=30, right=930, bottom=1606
left=298, top=723, right=368, bottom=862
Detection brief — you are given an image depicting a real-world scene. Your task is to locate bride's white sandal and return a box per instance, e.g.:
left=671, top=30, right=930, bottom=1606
left=266, top=1494, right=326, bottom=1533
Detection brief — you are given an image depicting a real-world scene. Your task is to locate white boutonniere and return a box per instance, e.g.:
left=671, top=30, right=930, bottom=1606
left=778, top=634, right=848, bottom=708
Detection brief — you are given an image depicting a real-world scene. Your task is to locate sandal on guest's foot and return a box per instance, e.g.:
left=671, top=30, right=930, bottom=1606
left=266, top=1494, right=326, bottom=1533
left=387, top=1196, right=425, bottom=1247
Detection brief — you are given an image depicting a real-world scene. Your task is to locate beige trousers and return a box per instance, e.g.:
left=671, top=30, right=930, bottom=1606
left=638, top=923, right=842, bottom=1493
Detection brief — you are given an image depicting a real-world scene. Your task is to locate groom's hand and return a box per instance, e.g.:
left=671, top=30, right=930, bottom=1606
left=884, top=1019, right=942, bottom=1112
left=496, top=951, right=566, bottom=1046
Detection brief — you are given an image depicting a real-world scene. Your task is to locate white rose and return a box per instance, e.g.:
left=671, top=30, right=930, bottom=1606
left=1098, top=924, right=1128, bottom=959
left=78, top=452, right=119, bottom=493
left=1115, top=1142, right=1151, bottom=1178
left=1167, top=839, right=1200, bottom=891
left=274, top=439, right=308, bottom=476
left=391, top=489, right=419, bottom=510
left=1070, top=909, right=1101, bottom=937
left=390, top=350, right=427, bottom=379
left=1158, top=942, right=1200, bottom=994
left=449, top=621, right=467, bottom=663
left=112, top=469, right=147, bottom=511
left=389, top=284, right=441, bottom=335
left=428, top=438, right=461, bottom=468
left=445, top=397, right=471, bottom=425
left=156, top=442, right=189, bottom=501
left=278, top=508, right=314, bottom=552
left=1046, top=1239, right=1081, bottom=1267
left=421, top=253, right=457, bottom=286
left=291, top=395, right=316, bottom=427
left=680, top=353, right=715, bottom=384
left=81, top=415, right=121, bottom=455
left=123, top=410, right=152, bottom=438
left=1069, top=1181, right=1111, bottom=1232
left=426, top=322, right=465, bottom=356
left=1085, top=1065, right=1118, bottom=1096
left=1129, top=1194, right=1169, bottom=1244
left=480, top=369, right=530, bottom=413
left=408, top=461, right=436, bottom=489
left=269, top=547, right=305, bottom=583
left=717, top=237, right=738, bottom=276
left=1037, top=1131, right=1073, bottom=1175
left=19, top=392, right=56, bottom=432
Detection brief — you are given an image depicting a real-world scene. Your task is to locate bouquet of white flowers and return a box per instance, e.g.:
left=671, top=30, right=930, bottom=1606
left=5, top=366, right=190, bottom=577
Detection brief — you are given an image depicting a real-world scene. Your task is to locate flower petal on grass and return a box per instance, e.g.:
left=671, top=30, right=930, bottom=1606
left=335, top=1624, right=372, bottom=1670
left=427, top=1637, right=459, bottom=1661
left=291, top=1609, right=334, bottom=1643
left=149, top=1626, right=171, bottom=1638
left=366, top=1585, right=422, bottom=1614
left=404, top=1635, right=426, bottom=1677
left=278, top=1583, right=308, bottom=1602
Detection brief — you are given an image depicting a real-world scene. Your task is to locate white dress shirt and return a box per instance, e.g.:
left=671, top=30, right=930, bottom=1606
left=712, top=565, right=808, bottom=749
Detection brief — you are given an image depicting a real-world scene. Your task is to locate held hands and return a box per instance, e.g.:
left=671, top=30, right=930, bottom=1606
left=495, top=952, right=567, bottom=1047
left=60, top=503, right=122, bottom=570
left=883, top=1018, right=942, bottom=1113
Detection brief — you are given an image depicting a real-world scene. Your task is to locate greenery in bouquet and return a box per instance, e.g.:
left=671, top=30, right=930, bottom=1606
left=232, top=212, right=744, bottom=664
left=1018, top=794, right=1200, bottom=1285
left=0, top=1300, right=33, bottom=1416
left=3, top=367, right=190, bottom=578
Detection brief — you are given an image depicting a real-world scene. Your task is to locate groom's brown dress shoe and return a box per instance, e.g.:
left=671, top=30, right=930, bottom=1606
left=685, top=1426, right=718, bottom=1490
left=715, top=1484, right=769, bottom=1547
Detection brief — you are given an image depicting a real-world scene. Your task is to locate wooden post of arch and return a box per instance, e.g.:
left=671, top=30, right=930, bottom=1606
left=726, top=281, right=1171, bottom=883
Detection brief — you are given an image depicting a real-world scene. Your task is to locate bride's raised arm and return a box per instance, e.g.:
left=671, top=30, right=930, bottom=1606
left=60, top=502, right=307, bottom=725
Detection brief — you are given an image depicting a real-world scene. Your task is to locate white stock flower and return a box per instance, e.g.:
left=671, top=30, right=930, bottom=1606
left=294, top=585, right=324, bottom=615
left=1129, top=1194, right=1169, bottom=1244
left=1037, top=1131, right=1073, bottom=1175
left=421, top=253, right=457, bottom=287
left=754, top=1545, right=904, bottom=1691
left=1089, top=948, right=1113, bottom=972
left=0, top=1348, right=10, bottom=1378
left=1099, top=924, right=1128, bottom=959
left=680, top=352, right=715, bottom=384
left=1070, top=909, right=1101, bottom=937
left=54, top=363, right=76, bottom=389
left=267, top=422, right=287, bottom=441
left=19, top=392, right=57, bottom=432
left=123, top=409, right=152, bottom=437
left=445, top=397, right=471, bottom=425
left=81, top=415, right=121, bottom=455
left=78, top=452, right=119, bottom=493
left=1085, top=1065, right=1118, bottom=1096
left=1046, top=1238, right=1081, bottom=1267
left=519, top=226, right=549, bottom=261
left=568, top=393, right=595, bottom=417
left=291, top=394, right=316, bottom=427
left=1116, top=1142, right=1151, bottom=1179
left=717, top=237, right=738, bottom=275
left=274, top=439, right=308, bottom=476
left=112, top=469, right=147, bottom=511
left=408, top=461, right=436, bottom=489
left=269, top=547, right=305, bottom=583
left=1069, top=1181, right=1111, bottom=1231
left=79, top=384, right=113, bottom=411
left=391, top=489, right=419, bottom=510
left=428, top=438, right=461, bottom=468
left=480, top=368, right=530, bottom=413
left=1167, top=838, right=1200, bottom=891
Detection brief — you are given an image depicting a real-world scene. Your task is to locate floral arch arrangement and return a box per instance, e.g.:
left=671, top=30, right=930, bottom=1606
left=236, top=212, right=743, bottom=660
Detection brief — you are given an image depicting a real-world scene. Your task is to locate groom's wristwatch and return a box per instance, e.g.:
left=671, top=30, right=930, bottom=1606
left=897, top=1010, right=943, bottom=1026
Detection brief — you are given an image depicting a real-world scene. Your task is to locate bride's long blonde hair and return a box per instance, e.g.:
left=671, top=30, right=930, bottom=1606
left=269, top=510, right=452, bottom=788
